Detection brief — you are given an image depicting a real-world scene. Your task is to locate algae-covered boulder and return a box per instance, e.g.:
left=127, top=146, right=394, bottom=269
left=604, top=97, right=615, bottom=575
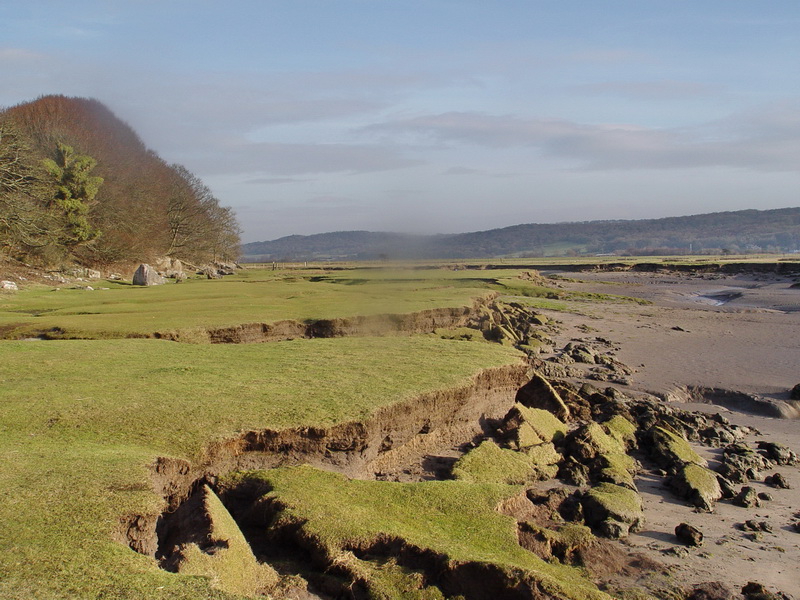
left=582, top=483, right=644, bottom=539
left=647, top=426, right=706, bottom=473
left=515, top=373, right=571, bottom=421
left=603, top=415, right=638, bottom=449
left=453, top=440, right=560, bottom=484
left=669, top=463, right=722, bottom=511
left=563, top=422, right=638, bottom=490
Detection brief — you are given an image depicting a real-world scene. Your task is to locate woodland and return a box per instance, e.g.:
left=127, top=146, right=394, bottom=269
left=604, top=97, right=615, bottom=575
left=0, top=95, right=240, bottom=267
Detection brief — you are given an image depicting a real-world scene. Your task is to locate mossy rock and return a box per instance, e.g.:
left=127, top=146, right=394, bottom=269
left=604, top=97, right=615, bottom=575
left=603, top=415, right=637, bottom=449
left=565, top=422, right=638, bottom=488
left=669, top=463, right=722, bottom=511
left=582, top=483, right=644, bottom=538
left=648, top=426, right=706, bottom=472
left=454, top=439, right=561, bottom=484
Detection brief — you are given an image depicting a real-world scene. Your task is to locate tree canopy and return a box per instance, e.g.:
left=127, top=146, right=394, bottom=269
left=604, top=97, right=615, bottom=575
left=0, top=95, right=241, bottom=266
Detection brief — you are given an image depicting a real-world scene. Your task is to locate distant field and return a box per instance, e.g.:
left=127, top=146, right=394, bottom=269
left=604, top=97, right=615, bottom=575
left=0, top=266, right=651, bottom=340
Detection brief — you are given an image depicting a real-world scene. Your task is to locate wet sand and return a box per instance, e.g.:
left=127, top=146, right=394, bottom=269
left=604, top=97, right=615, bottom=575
left=540, top=270, right=800, bottom=595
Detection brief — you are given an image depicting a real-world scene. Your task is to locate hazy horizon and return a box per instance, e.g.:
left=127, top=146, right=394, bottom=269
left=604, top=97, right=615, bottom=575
left=2, top=2, right=799, bottom=243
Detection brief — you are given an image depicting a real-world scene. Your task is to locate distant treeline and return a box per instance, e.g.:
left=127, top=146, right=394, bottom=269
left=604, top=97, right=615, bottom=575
left=0, top=95, right=240, bottom=266
left=242, top=207, right=800, bottom=261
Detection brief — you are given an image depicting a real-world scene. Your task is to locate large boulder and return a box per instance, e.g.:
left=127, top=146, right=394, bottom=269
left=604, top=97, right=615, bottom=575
left=669, top=463, right=722, bottom=511
left=132, top=264, right=166, bottom=286
left=582, top=483, right=644, bottom=538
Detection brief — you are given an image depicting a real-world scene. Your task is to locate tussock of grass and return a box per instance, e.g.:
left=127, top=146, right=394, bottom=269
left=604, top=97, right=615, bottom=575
left=515, top=404, right=567, bottom=444
left=229, top=466, right=612, bottom=600
left=174, top=485, right=279, bottom=597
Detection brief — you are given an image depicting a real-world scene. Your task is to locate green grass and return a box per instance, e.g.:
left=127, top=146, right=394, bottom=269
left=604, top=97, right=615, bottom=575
left=0, top=336, right=523, bottom=599
left=452, top=440, right=558, bottom=485
left=0, top=265, right=657, bottom=339
left=0, top=268, right=496, bottom=339
left=229, top=466, right=612, bottom=600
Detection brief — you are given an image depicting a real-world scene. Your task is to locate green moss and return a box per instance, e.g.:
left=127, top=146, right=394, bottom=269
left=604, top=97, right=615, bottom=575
left=602, top=415, right=637, bottom=448
left=585, top=483, right=644, bottom=526
left=652, top=427, right=706, bottom=467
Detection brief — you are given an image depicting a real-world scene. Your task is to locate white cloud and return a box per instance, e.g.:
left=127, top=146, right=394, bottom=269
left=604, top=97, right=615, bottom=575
left=363, top=104, right=800, bottom=172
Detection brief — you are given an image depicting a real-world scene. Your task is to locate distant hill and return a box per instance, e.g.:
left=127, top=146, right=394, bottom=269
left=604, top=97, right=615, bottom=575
left=243, top=207, right=800, bottom=261
left=1, top=95, right=240, bottom=266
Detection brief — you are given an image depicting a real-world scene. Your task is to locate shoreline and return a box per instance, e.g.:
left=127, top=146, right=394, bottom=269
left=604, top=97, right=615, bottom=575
left=539, top=270, right=800, bottom=594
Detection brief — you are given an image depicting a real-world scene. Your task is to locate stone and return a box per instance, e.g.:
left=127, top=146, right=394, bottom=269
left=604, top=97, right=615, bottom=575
left=1, top=280, right=18, bottom=291
left=663, top=545, right=689, bottom=558
left=675, top=522, right=703, bottom=546
left=733, top=486, right=760, bottom=508
left=740, top=520, right=772, bottom=533
left=199, top=266, right=221, bottom=279
left=686, top=582, right=737, bottom=600
left=791, top=384, right=800, bottom=401
left=742, top=581, right=784, bottom=600
left=132, top=264, right=166, bottom=286
left=757, top=491, right=773, bottom=501
left=718, top=442, right=775, bottom=483
left=764, top=472, right=790, bottom=489
left=669, top=463, right=722, bottom=511
left=757, top=441, right=798, bottom=465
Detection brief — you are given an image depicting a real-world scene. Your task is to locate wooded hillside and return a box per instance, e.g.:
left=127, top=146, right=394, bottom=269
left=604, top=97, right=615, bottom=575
left=0, top=95, right=240, bottom=266
left=242, top=207, right=800, bottom=261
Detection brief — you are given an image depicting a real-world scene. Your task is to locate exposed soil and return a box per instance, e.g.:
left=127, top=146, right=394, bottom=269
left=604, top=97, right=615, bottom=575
left=153, top=297, right=499, bottom=344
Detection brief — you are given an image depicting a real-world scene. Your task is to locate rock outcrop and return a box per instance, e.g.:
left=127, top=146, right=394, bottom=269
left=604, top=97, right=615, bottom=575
left=132, top=264, right=166, bottom=286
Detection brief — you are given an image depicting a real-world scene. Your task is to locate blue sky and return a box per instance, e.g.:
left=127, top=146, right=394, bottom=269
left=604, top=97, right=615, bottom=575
left=2, top=1, right=799, bottom=242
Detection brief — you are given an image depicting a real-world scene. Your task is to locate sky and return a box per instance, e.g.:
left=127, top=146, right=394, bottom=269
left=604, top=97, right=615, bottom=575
left=1, top=1, right=799, bottom=243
